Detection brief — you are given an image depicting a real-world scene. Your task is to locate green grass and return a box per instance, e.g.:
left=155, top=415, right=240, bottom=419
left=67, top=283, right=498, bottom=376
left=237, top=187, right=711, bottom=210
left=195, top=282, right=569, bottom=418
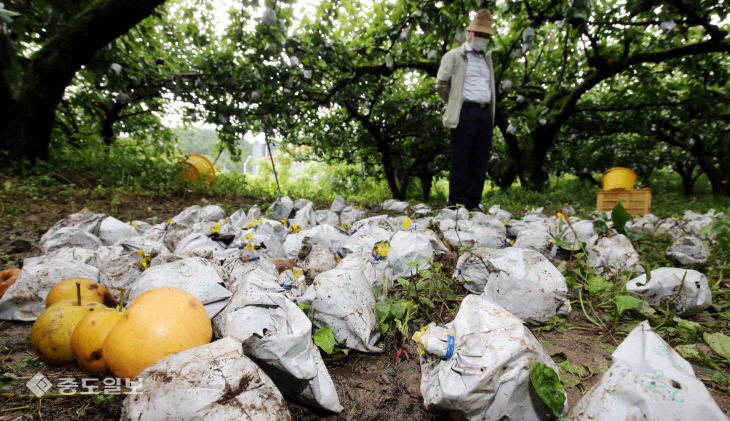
left=480, top=170, right=730, bottom=219
left=5, top=141, right=730, bottom=220
left=647, top=170, right=730, bottom=217
left=481, top=176, right=597, bottom=217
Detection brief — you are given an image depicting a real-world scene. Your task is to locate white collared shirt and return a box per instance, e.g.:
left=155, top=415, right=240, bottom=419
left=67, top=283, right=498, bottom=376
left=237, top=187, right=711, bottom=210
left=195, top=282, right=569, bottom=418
left=462, top=42, right=492, bottom=103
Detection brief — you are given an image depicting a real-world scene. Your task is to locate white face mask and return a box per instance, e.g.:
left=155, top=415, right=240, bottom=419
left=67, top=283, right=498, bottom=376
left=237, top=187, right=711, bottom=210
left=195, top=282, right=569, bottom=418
left=471, top=36, right=488, bottom=51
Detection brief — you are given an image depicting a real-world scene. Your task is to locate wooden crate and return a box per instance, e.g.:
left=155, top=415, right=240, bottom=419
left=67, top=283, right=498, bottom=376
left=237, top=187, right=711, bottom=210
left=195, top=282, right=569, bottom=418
left=596, top=188, right=652, bottom=216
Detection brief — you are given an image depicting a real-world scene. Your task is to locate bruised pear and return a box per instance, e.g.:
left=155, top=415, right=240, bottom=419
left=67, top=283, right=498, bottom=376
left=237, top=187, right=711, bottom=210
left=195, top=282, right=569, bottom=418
left=0, top=268, right=20, bottom=299
left=71, top=306, right=124, bottom=374
left=103, top=287, right=212, bottom=380
left=31, top=299, right=104, bottom=365
left=46, top=277, right=116, bottom=308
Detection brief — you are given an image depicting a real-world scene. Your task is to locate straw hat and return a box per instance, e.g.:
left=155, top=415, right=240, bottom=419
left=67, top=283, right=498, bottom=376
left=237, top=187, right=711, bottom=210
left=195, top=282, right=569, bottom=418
left=466, top=9, right=494, bottom=35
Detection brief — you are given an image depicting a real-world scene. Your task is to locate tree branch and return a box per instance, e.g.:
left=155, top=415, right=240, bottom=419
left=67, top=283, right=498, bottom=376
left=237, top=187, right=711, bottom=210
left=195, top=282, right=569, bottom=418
left=119, top=109, right=154, bottom=120
left=576, top=95, right=726, bottom=112
left=663, top=0, right=727, bottom=40
left=552, top=37, right=730, bottom=136
left=586, top=19, right=686, bottom=27
left=29, top=0, right=167, bottom=92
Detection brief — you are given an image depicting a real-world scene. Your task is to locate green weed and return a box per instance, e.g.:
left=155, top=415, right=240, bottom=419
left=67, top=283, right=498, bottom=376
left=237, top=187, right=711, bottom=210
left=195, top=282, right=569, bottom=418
left=529, top=361, right=566, bottom=417
left=11, top=355, right=45, bottom=371
left=374, top=260, right=464, bottom=340
left=0, top=252, right=19, bottom=268
left=633, top=233, right=674, bottom=270
left=704, top=218, right=730, bottom=265
left=91, top=392, right=116, bottom=405
left=75, top=391, right=116, bottom=416
left=312, top=327, right=335, bottom=355
left=0, top=372, right=20, bottom=390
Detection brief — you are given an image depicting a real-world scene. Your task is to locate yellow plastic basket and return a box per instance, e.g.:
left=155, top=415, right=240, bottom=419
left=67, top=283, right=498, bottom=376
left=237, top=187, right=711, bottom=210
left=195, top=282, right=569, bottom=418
left=601, top=167, right=637, bottom=191
left=183, top=154, right=215, bottom=186
left=596, top=188, right=652, bottom=216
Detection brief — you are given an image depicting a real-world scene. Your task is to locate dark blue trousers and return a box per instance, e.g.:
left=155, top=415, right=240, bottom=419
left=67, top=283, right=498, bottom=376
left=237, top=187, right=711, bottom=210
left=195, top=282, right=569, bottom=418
left=448, top=105, right=493, bottom=209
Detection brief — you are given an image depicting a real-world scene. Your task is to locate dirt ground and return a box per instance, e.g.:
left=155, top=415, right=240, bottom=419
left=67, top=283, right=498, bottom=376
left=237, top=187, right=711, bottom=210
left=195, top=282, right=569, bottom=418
left=1, top=182, right=728, bottom=420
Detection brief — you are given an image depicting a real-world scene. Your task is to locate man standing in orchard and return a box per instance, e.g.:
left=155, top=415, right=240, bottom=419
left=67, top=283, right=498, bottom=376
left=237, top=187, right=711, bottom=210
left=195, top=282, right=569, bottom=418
left=436, top=9, right=496, bottom=211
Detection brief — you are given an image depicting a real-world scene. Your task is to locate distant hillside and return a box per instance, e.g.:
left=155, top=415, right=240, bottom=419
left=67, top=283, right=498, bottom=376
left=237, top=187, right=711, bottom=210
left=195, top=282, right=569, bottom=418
left=175, top=128, right=253, bottom=172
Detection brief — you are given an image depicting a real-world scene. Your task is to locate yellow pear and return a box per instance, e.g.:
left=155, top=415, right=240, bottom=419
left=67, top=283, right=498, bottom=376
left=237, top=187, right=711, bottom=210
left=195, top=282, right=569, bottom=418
left=46, top=277, right=117, bottom=308
left=103, top=287, right=212, bottom=380
left=31, top=299, right=104, bottom=365
left=71, top=306, right=124, bottom=374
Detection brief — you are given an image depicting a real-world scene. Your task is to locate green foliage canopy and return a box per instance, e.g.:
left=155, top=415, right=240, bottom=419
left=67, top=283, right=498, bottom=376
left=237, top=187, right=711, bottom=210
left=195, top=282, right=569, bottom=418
left=3, top=0, right=729, bottom=199
left=176, top=0, right=729, bottom=196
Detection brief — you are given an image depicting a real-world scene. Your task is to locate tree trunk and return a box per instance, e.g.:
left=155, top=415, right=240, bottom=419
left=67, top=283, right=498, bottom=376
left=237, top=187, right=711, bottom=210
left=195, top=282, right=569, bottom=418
left=692, top=138, right=729, bottom=196
left=680, top=170, right=694, bottom=196
left=526, top=137, right=551, bottom=190
left=493, top=107, right=522, bottom=188
left=372, top=133, right=412, bottom=200
left=673, top=162, right=696, bottom=196
left=392, top=166, right=410, bottom=201
left=487, top=164, right=518, bottom=188
left=102, top=100, right=127, bottom=146
left=0, top=0, right=167, bottom=167
left=377, top=142, right=401, bottom=199
left=523, top=119, right=565, bottom=191
left=703, top=168, right=730, bottom=196
left=418, top=174, right=432, bottom=201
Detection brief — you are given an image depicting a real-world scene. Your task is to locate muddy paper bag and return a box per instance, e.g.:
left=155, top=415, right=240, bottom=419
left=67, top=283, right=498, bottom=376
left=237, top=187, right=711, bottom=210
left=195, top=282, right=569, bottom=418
left=297, top=243, right=339, bottom=280
left=388, top=229, right=447, bottom=280
left=586, top=233, right=644, bottom=275
left=454, top=247, right=495, bottom=294
left=39, top=209, right=103, bottom=253
left=626, top=268, right=712, bottom=316
left=121, top=337, right=291, bottom=421
left=442, top=221, right=507, bottom=250
left=456, top=248, right=568, bottom=325
left=381, top=199, right=410, bottom=214
left=482, top=247, right=569, bottom=324
left=41, top=227, right=102, bottom=254
left=269, top=196, right=294, bottom=220
left=340, top=206, right=367, bottom=227
left=278, top=268, right=307, bottom=299
left=96, top=237, right=169, bottom=299
left=222, top=257, right=281, bottom=295
left=417, top=294, right=563, bottom=420
left=513, top=226, right=554, bottom=256
left=127, top=257, right=231, bottom=318
left=291, top=202, right=317, bottom=230
left=96, top=245, right=147, bottom=299
left=665, top=236, right=710, bottom=266
left=174, top=232, right=228, bottom=258
left=342, top=224, right=393, bottom=255
left=97, top=216, right=138, bottom=246
left=0, top=258, right=99, bottom=321
left=215, top=293, right=342, bottom=413
left=315, top=210, right=340, bottom=227
left=565, top=321, right=727, bottom=420
left=299, top=269, right=382, bottom=353
left=336, top=247, right=394, bottom=293
left=330, top=195, right=347, bottom=214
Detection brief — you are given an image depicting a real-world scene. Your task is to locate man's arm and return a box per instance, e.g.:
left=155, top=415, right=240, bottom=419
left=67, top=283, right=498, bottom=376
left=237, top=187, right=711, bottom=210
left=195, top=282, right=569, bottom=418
left=436, top=79, right=450, bottom=103
left=435, top=52, right=453, bottom=103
